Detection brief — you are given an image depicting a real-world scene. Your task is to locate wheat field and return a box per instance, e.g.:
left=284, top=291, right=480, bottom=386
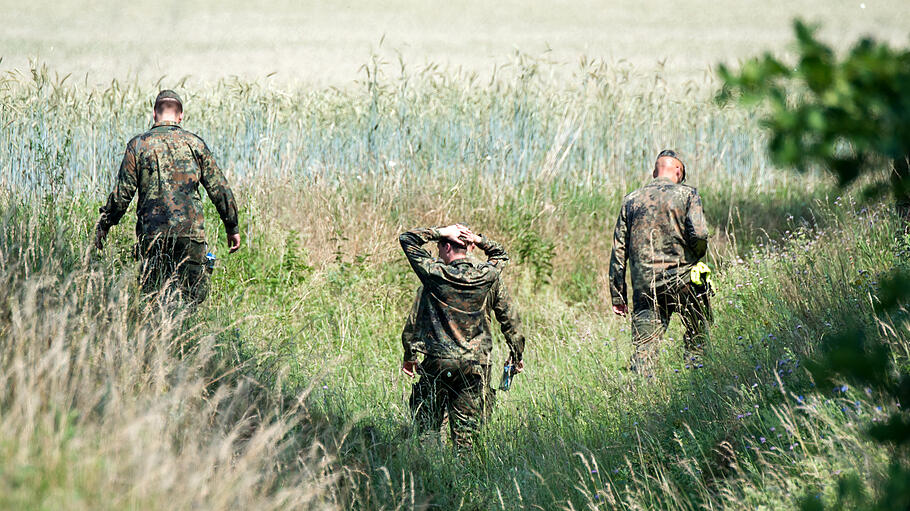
left=2, top=0, right=908, bottom=86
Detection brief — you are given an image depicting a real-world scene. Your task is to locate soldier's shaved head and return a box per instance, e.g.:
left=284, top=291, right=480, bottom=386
left=152, top=101, right=184, bottom=124
left=153, top=90, right=184, bottom=124
left=653, top=149, right=686, bottom=184
left=154, top=100, right=181, bottom=116
left=154, top=90, right=183, bottom=114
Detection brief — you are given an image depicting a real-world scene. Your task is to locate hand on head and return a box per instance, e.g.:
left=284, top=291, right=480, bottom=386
left=454, top=224, right=482, bottom=247
left=438, top=224, right=478, bottom=248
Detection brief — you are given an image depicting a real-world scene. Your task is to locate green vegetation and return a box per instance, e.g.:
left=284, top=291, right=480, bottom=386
left=720, top=21, right=910, bottom=509
left=0, top=45, right=906, bottom=509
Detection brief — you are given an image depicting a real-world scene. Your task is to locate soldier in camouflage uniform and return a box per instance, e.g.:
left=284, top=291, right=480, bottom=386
left=400, top=224, right=525, bottom=449
left=94, top=90, right=240, bottom=306
left=609, top=150, right=711, bottom=377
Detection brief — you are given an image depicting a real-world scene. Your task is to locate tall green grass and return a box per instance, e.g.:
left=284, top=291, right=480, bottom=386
left=1, top=61, right=903, bottom=509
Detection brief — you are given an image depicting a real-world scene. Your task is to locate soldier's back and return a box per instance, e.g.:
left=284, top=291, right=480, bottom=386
left=130, top=122, right=211, bottom=240
left=623, top=177, right=699, bottom=291
left=416, top=259, right=500, bottom=362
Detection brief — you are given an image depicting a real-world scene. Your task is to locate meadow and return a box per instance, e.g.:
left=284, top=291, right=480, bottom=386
left=1, top=55, right=908, bottom=510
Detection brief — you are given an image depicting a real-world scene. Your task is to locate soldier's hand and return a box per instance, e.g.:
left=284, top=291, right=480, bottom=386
left=456, top=227, right=482, bottom=247
left=227, top=232, right=241, bottom=253
left=612, top=304, right=628, bottom=317
left=401, top=360, right=417, bottom=378
left=438, top=225, right=471, bottom=247
left=94, top=224, right=108, bottom=250
left=512, top=359, right=524, bottom=374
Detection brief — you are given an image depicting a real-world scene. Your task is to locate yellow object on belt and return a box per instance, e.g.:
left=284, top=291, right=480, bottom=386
left=690, top=261, right=712, bottom=287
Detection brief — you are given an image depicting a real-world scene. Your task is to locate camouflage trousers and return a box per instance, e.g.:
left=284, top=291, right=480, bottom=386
left=629, top=283, right=712, bottom=377
left=409, top=357, right=495, bottom=449
left=137, top=236, right=210, bottom=306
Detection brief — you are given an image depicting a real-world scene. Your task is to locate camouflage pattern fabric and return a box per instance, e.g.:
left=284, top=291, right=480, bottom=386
left=609, top=176, right=711, bottom=376
left=399, top=228, right=524, bottom=364
left=138, top=236, right=210, bottom=306
left=97, top=121, right=239, bottom=241
left=630, top=283, right=712, bottom=377
left=400, top=227, right=525, bottom=448
left=609, top=176, right=709, bottom=305
left=409, top=357, right=494, bottom=449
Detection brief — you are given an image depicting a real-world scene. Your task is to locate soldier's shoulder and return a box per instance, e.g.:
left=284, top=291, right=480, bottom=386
left=623, top=187, right=643, bottom=204
left=181, top=128, right=207, bottom=143
left=126, top=133, right=144, bottom=149
left=176, top=128, right=209, bottom=149
left=476, top=260, right=505, bottom=278
left=679, top=184, right=700, bottom=197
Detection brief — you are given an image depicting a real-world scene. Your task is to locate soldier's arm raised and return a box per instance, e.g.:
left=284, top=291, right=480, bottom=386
left=95, top=141, right=138, bottom=249
left=400, top=225, right=471, bottom=281
left=608, top=201, right=630, bottom=310
left=490, top=277, right=525, bottom=363
left=197, top=141, right=240, bottom=250
left=399, top=227, right=443, bottom=282
left=685, top=191, right=709, bottom=259
left=474, top=234, right=509, bottom=268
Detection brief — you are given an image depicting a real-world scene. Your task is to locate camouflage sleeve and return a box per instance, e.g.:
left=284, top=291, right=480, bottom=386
left=97, top=141, right=138, bottom=231
left=401, top=286, right=422, bottom=361
left=490, top=277, right=525, bottom=362
left=197, top=142, right=240, bottom=236
left=475, top=235, right=509, bottom=267
left=608, top=200, right=630, bottom=307
left=399, top=227, right=444, bottom=283
left=685, top=191, right=709, bottom=259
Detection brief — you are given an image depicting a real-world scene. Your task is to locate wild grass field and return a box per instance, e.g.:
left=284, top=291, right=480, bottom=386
left=2, top=8, right=910, bottom=508
left=2, top=56, right=908, bottom=510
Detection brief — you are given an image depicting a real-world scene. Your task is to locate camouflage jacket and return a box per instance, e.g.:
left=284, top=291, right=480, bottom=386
left=97, top=121, right=239, bottom=241
left=609, top=177, right=709, bottom=306
left=400, top=228, right=525, bottom=365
